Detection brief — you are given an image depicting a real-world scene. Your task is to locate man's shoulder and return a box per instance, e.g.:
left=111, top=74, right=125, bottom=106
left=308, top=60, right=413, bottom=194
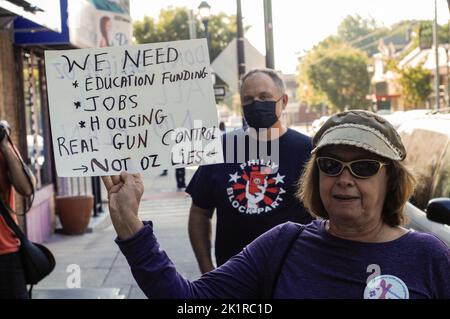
left=285, top=128, right=311, bottom=143
left=281, top=129, right=312, bottom=152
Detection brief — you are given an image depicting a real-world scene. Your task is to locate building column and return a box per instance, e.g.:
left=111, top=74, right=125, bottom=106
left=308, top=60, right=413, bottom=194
left=0, top=30, right=28, bottom=226
left=0, top=30, right=20, bottom=142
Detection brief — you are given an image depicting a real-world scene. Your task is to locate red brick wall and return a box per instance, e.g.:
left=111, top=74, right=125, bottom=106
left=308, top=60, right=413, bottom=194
left=0, top=30, right=25, bottom=218
left=0, top=31, right=19, bottom=142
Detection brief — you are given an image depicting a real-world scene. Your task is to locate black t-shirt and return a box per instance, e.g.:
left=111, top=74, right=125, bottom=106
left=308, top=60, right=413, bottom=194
left=186, top=128, right=313, bottom=265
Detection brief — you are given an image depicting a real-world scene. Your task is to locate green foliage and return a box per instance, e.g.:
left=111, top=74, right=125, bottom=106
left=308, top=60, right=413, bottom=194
left=133, top=8, right=192, bottom=43
left=298, top=39, right=370, bottom=112
left=415, top=20, right=449, bottom=49
left=133, top=7, right=237, bottom=61
left=395, top=63, right=432, bottom=107
left=202, top=13, right=237, bottom=62
left=296, top=36, right=341, bottom=110
left=297, top=14, right=447, bottom=112
left=337, top=14, right=387, bottom=56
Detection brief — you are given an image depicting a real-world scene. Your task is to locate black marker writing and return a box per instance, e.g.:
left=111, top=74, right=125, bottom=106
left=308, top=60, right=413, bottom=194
left=85, top=74, right=155, bottom=92
left=84, top=94, right=138, bottom=112
left=122, top=47, right=179, bottom=70
left=161, top=67, right=208, bottom=84
left=57, top=137, right=99, bottom=156
left=91, top=157, right=131, bottom=173
left=112, top=130, right=148, bottom=150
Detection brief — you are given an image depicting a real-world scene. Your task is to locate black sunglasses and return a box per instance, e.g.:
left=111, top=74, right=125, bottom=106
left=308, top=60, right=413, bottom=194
left=316, top=156, right=389, bottom=179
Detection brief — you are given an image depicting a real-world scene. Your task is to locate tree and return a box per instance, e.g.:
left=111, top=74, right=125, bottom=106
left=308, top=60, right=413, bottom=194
left=297, top=38, right=370, bottom=112
left=202, top=13, right=237, bottom=62
left=416, top=20, right=449, bottom=49
left=337, top=14, right=387, bottom=56
left=307, top=44, right=370, bottom=111
left=395, top=63, right=432, bottom=107
left=133, top=7, right=237, bottom=61
left=133, top=8, right=193, bottom=44
left=296, top=36, right=340, bottom=111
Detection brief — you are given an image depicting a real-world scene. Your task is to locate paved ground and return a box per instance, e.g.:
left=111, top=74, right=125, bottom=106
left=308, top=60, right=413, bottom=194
left=33, top=167, right=203, bottom=299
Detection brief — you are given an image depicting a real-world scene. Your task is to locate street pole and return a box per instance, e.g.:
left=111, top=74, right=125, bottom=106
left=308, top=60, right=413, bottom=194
left=237, top=0, right=246, bottom=82
left=263, top=0, right=275, bottom=69
left=445, top=19, right=450, bottom=108
left=433, top=0, right=440, bottom=109
left=203, top=19, right=209, bottom=49
left=237, top=0, right=247, bottom=127
left=188, top=9, right=197, bottom=40
left=447, top=45, right=449, bottom=107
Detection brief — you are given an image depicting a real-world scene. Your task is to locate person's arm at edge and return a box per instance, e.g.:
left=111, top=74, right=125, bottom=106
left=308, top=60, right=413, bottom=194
left=0, top=137, right=35, bottom=196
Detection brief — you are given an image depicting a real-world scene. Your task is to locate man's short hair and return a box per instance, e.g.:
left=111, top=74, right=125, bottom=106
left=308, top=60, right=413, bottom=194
left=240, top=68, right=286, bottom=96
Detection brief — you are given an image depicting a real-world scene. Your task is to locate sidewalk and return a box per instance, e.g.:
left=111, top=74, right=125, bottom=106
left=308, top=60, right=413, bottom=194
left=33, top=167, right=200, bottom=299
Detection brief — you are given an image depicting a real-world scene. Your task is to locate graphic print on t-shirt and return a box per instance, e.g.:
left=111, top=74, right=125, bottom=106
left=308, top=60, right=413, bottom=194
left=226, top=159, right=286, bottom=215
left=364, top=275, right=409, bottom=299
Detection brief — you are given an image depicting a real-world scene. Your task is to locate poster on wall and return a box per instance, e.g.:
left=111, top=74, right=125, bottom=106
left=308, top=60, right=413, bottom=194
left=44, top=39, right=223, bottom=177
left=68, top=0, right=132, bottom=48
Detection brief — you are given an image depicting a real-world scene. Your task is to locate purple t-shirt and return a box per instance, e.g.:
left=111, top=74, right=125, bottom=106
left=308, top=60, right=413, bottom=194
left=116, top=220, right=450, bottom=299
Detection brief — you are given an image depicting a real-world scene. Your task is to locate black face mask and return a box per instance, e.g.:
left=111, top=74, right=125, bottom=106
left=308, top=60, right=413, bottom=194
left=243, top=100, right=279, bottom=129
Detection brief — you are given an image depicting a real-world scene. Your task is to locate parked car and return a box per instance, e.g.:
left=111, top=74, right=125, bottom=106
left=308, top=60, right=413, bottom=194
left=397, top=113, right=450, bottom=246
left=381, top=109, right=430, bottom=129
left=310, top=116, right=330, bottom=136
left=225, top=116, right=243, bottom=132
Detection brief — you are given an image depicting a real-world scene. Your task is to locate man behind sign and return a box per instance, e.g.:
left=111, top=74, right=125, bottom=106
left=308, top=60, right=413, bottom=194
left=186, top=68, right=313, bottom=273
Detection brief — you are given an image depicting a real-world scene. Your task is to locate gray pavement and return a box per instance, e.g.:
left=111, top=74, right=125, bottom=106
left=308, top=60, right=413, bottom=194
left=33, top=167, right=205, bottom=299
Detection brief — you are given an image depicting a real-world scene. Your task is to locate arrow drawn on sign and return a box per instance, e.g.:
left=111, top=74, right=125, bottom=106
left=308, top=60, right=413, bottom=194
left=72, top=165, right=88, bottom=173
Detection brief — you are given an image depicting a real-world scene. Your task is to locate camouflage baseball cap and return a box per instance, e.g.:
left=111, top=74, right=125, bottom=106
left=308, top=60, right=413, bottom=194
left=312, top=110, right=406, bottom=161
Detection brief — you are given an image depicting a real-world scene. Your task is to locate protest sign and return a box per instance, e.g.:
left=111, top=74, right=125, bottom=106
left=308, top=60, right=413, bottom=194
left=45, top=39, right=223, bottom=177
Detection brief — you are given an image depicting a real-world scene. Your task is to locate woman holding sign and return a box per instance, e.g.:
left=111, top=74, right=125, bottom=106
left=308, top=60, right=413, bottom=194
left=102, top=110, right=450, bottom=299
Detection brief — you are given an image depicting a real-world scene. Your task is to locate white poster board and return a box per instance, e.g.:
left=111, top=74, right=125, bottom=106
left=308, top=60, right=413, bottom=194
left=45, top=39, right=223, bottom=177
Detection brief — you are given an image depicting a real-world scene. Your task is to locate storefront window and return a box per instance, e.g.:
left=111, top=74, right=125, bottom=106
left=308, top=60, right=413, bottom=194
left=22, top=50, right=51, bottom=188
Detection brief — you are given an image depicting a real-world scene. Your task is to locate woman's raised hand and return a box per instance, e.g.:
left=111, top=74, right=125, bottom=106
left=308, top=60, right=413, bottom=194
left=102, top=172, right=144, bottom=240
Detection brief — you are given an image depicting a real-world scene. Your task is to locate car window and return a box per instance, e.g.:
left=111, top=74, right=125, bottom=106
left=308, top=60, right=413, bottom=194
left=400, top=128, right=449, bottom=209
left=432, top=142, right=450, bottom=200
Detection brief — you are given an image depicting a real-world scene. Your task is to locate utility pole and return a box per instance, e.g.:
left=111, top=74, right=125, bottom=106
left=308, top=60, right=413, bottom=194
left=263, top=0, right=275, bottom=69
left=237, top=0, right=246, bottom=82
left=433, top=0, right=440, bottom=109
left=188, top=9, right=197, bottom=40
left=446, top=0, right=450, bottom=107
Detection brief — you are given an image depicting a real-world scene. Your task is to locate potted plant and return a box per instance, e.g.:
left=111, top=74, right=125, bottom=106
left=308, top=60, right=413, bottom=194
left=55, top=195, right=93, bottom=235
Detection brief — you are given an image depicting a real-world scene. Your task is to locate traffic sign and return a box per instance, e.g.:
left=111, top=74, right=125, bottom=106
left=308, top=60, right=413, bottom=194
left=214, top=85, right=226, bottom=98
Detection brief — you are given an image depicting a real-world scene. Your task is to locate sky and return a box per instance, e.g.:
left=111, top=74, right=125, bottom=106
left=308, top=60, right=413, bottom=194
left=130, top=0, right=450, bottom=74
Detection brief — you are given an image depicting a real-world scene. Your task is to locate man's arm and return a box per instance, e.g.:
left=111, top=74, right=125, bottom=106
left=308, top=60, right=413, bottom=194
left=0, top=138, right=35, bottom=196
left=188, top=203, right=215, bottom=274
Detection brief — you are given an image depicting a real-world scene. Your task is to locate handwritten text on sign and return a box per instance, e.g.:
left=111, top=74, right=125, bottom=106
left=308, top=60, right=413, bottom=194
left=45, top=39, right=223, bottom=177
